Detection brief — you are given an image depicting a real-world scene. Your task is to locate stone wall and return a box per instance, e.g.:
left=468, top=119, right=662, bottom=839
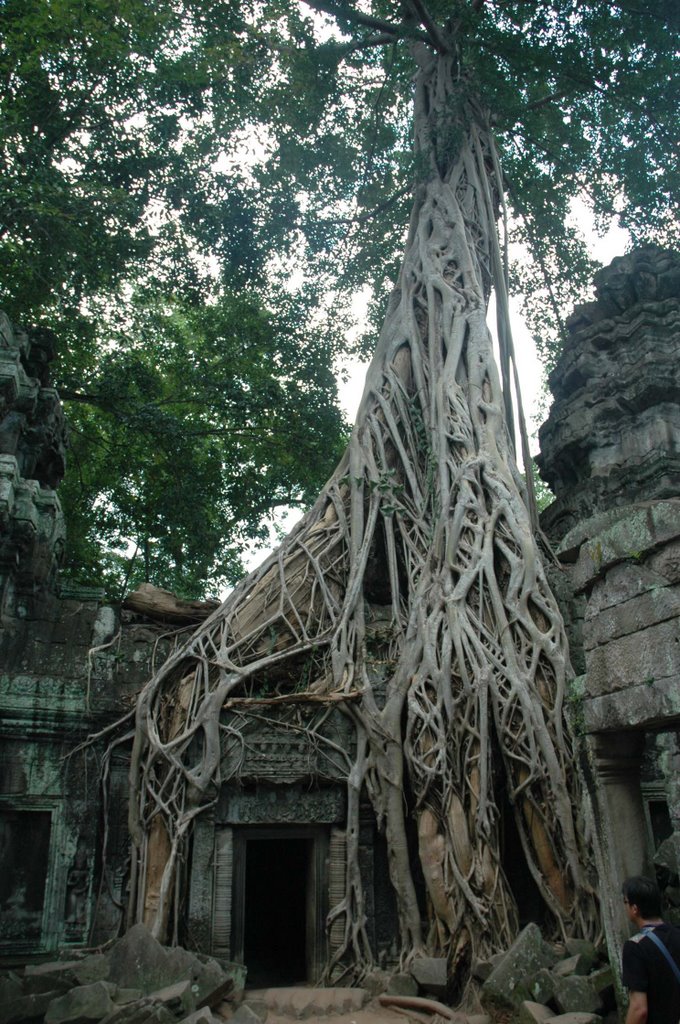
left=0, top=313, right=67, bottom=610
left=538, top=246, right=680, bottom=541
left=0, top=588, right=174, bottom=957
left=538, top=245, right=680, bottom=976
left=0, top=310, right=177, bottom=957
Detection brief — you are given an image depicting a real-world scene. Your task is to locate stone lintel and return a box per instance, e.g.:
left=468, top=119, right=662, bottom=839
left=217, top=784, right=345, bottom=826
left=585, top=617, right=680, bottom=696
left=584, top=675, right=680, bottom=733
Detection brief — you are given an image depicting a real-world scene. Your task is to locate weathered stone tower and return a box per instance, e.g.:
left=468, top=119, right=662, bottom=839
left=0, top=313, right=172, bottom=957
left=537, top=245, right=680, bottom=966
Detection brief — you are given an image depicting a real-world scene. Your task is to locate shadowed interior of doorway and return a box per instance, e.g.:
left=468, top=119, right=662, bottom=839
left=243, top=837, right=310, bottom=986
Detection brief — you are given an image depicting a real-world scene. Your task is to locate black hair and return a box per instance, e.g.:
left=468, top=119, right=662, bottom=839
left=622, top=876, right=663, bottom=918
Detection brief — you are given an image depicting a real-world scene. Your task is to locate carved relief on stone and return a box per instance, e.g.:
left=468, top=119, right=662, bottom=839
left=64, top=839, right=90, bottom=939
left=217, top=783, right=345, bottom=825
left=220, top=706, right=355, bottom=784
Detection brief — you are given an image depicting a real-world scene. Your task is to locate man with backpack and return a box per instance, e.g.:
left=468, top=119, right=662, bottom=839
left=622, top=876, right=680, bottom=1024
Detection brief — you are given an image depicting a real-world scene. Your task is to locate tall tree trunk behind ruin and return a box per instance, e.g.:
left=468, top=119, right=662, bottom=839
left=127, top=42, right=598, bottom=982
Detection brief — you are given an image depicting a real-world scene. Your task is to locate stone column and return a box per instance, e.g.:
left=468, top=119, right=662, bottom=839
left=590, top=731, right=650, bottom=884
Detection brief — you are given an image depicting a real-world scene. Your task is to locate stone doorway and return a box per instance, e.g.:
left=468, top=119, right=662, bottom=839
left=231, top=826, right=328, bottom=987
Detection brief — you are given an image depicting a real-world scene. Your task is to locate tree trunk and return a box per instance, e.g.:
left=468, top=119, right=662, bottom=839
left=126, top=42, right=598, bottom=986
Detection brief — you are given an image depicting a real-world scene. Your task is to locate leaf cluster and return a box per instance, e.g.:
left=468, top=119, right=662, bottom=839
left=1, top=0, right=351, bottom=598
left=58, top=287, right=348, bottom=598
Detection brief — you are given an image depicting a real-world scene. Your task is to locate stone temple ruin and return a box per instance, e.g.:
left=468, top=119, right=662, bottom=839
left=0, top=246, right=679, bottom=994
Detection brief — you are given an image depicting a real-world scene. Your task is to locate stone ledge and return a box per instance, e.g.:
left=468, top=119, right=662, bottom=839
left=584, top=673, right=680, bottom=732
left=583, top=580, right=680, bottom=649
left=585, top=617, right=680, bottom=696
left=571, top=500, right=680, bottom=592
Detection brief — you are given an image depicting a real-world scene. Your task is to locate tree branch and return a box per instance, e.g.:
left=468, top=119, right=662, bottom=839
left=525, top=87, right=576, bottom=112
left=406, top=0, right=450, bottom=53
left=301, top=0, right=404, bottom=37
left=341, top=32, right=397, bottom=53
left=333, top=184, right=412, bottom=225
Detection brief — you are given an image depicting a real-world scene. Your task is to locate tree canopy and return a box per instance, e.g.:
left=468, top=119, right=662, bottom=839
left=1, top=0, right=351, bottom=596
left=58, top=287, right=347, bottom=597
left=2, top=0, right=677, bottom=596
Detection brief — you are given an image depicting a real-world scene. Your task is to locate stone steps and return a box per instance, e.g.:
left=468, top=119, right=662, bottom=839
left=245, top=987, right=369, bottom=1019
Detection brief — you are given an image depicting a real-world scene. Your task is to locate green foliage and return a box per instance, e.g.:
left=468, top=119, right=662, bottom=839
left=530, top=459, right=555, bottom=514
left=57, top=287, right=348, bottom=598
left=0, top=0, right=270, bottom=322
left=244, top=1, right=679, bottom=357
left=0, top=0, right=349, bottom=598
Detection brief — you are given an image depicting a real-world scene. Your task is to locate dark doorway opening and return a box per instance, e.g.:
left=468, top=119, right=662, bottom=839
left=0, top=808, right=52, bottom=948
left=243, top=837, right=310, bottom=986
left=500, top=796, right=546, bottom=929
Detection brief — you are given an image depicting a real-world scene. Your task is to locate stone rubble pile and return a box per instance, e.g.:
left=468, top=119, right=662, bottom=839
left=0, top=925, right=245, bottom=1024
left=474, top=924, right=617, bottom=1022
left=0, top=922, right=619, bottom=1024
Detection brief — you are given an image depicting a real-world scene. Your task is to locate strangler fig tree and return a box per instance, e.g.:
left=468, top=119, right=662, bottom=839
left=120, top=0, right=678, bottom=990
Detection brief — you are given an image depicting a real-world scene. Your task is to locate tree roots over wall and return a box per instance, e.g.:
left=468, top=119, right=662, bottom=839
left=123, top=45, right=599, bottom=991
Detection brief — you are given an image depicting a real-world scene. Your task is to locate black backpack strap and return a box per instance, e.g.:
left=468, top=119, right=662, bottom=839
left=642, top=926, right=680, bottom=985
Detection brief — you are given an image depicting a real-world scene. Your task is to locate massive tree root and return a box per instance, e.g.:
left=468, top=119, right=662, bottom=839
left=126, top=43, right=599, bottom=986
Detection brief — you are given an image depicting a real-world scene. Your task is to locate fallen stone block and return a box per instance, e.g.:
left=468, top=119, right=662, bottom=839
left=0, top=974, right=24, bottom=1011
left=525, top=967, right=556, bottom=1005
left=471, top=951, right=505, bottom=982
left=553, top=954, right=591, bottom=978
left=564, top=940, right=599, bottom=973
left=106, top=925, right=240, bottom=1013
left=114, top=989, right=144, bottom=1005
left=2, top=990, right=65, bottom=1024
left=146, top=980, right=192, bottom=1016
left=73, top=955, right=110, bottom=987
left=25, top=961, right=82, bottom=979
left=363, top=969, right=392, bottom=995
left=411, top=957, right=448, bottom=998
left=45, top=980, right=120, bottom=1024
left=176, top=1009, right=218, bottom=1024
left=387, top=972, right=419, bottom=997
left=107, top=925, right=176, bottom=995
left=195, top=976, right=234, bottom=1010
left=480, top=924, right=558, bottom=1012
left=587, top=965, right=614, bottom=996
left=552, top=975, right=601, bottom=1015
left=98, top=997, right=176, bottom=1024
left=135, top=1007, right=177, bottom=1024
left=654, top=835, right=679, bottom=875
left=545, top=1014, right=602, bottom=1024
left=471, top=959, right=494, bottom=982
left=23, top=962, right=81, bottom=995
left=518, top=1002, right=555, bottom=1023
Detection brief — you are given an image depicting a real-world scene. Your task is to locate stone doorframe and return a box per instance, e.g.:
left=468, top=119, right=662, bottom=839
left=228, top=825, right=329, bottom=983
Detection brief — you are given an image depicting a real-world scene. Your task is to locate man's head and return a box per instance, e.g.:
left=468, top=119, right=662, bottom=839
left=622, top=875, right=663, bottom=921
